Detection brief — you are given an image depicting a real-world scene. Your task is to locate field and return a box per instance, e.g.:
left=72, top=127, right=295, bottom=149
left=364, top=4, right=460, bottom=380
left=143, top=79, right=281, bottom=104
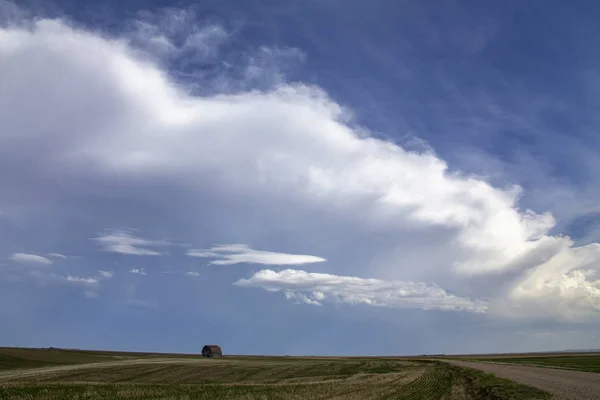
left=451, top=352, right=600, bottom=374
left=0, top=347, right=201, bottom=371
left=0, top=348, right=550, bottom=400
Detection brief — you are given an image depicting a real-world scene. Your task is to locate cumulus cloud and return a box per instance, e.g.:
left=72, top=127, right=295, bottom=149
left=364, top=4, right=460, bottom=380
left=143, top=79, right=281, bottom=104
left=130, top=268, right=147, bottom=275
left=93, top=230, right=167, bottom=256
left=236, top=269, right=487, bottom=313
left=497, top=244, right=600, bottom=321
left=9, top=253, right=52, bottom=265
left=0, top=17, right=599, bottom=321
left=284, top=290, right=322, bottom=306
left=187, top=244, right=326, bottom=265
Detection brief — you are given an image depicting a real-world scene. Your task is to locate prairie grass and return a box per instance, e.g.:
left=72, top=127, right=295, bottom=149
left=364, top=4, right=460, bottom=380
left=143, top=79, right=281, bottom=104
left=0, top=348, right=550, bottom=399
left=0, top=347, right=182, bottom=372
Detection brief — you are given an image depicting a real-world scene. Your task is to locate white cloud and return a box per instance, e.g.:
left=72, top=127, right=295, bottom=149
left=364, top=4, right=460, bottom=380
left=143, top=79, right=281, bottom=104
left=236, top=269, right=487, bottom=313
left=242, top=46, right=306, bottom=88
left=284, top=290, right=322, bottom=306
left=127, top=9, right=228, bottom=62
left=62, top=271, right=112, bottom=300
left=493, top=244, right=600, bottom=321
left=187, top=244, right=326, bottom=266
left=98, top=270, right=114, bottom=279
left=93, top=230, right=166, bottom=256
left=185, top=271, right=200, bottom=277
left=65, top=271, right=111, bottom=288
left=47, top=253, right=67, bottom=259
left=1, top=18, right=599, bottom=321
left=130, top=268, right=147, bottom=275
left=65, top=276, right=99, bottom=285
left=9, top=253, right=52, bottom=265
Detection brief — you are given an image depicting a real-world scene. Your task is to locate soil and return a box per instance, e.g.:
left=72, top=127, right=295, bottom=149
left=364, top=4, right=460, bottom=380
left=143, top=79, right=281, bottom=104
left=444, top=359, right=600, bottom=400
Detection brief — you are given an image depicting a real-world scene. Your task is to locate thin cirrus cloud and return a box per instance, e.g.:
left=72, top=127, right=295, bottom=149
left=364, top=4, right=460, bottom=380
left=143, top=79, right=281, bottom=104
left=186, top=244, right=326, bottom=266
left=9, top=253, right=53, bottom=265
left=235, top=269, right=487, bottom=313
left=65, top=276, right=99, bottom=285
left=128, top=13, right=229, bottom=62
left=93, top=230, right=167, bottom=256
left=47, top=253, right=67, bottom=259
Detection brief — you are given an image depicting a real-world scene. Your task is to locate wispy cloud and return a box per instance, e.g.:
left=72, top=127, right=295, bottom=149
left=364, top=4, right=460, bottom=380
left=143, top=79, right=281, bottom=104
left=47, top=253, right=67, bottom=259
left=65, top=271, right=113, bottom=285
left=187, top=244, right=326, bottom=266
left=65, top=276, right=99, bottom=285
left=127, top=9, right=229, bottom=62
left=93, top=230, right=167, bottom=256
left=129, top=268, right=147, bottom=275
left=25, top=270, right=59, bottom=284
left=236, top=269, right=487, bottom=313
left=124, top=284, right=157, bottom=310
left=84, top=290, right=99, bottom=299
left=9, top=253, right=52, bottom=265
left=63, top=270, right=113, bottom=300
left=185, top=271, right=200, bottom=277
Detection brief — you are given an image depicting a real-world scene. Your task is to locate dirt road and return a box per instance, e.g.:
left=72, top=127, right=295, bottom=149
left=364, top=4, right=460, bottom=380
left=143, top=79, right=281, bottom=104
left=444, top=359, right=600, bottom=400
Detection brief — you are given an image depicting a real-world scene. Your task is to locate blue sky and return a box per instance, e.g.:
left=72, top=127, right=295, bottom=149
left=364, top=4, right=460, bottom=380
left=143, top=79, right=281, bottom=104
left=1, top=0, right=600, bottom=355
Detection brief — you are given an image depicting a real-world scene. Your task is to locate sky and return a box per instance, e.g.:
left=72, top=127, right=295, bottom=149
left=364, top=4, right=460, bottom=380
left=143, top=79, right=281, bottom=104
left=1, top=0, right=600, bottom=356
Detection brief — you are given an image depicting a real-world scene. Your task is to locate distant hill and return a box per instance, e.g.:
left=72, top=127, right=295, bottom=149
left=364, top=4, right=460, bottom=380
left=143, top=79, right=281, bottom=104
left=562, top=349, right=600, bottom=353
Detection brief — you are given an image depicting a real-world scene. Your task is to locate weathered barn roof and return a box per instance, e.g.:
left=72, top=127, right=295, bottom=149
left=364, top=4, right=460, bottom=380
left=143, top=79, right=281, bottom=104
left=202, top=345, right=222, bottom=354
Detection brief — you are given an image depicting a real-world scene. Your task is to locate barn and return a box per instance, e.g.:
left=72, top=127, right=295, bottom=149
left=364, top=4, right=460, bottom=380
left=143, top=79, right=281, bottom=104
left=202, top=345, right=222, bottom=358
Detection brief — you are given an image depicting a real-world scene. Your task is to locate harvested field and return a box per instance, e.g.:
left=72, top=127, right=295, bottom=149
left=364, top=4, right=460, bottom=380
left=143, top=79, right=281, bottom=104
left=0, top=348, right=123, bottom=371
left=454, top=354, right=600, bottom=373
left=0, top=348, right=550, bottom=400
left=0, top=347, right=201, bottom=371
